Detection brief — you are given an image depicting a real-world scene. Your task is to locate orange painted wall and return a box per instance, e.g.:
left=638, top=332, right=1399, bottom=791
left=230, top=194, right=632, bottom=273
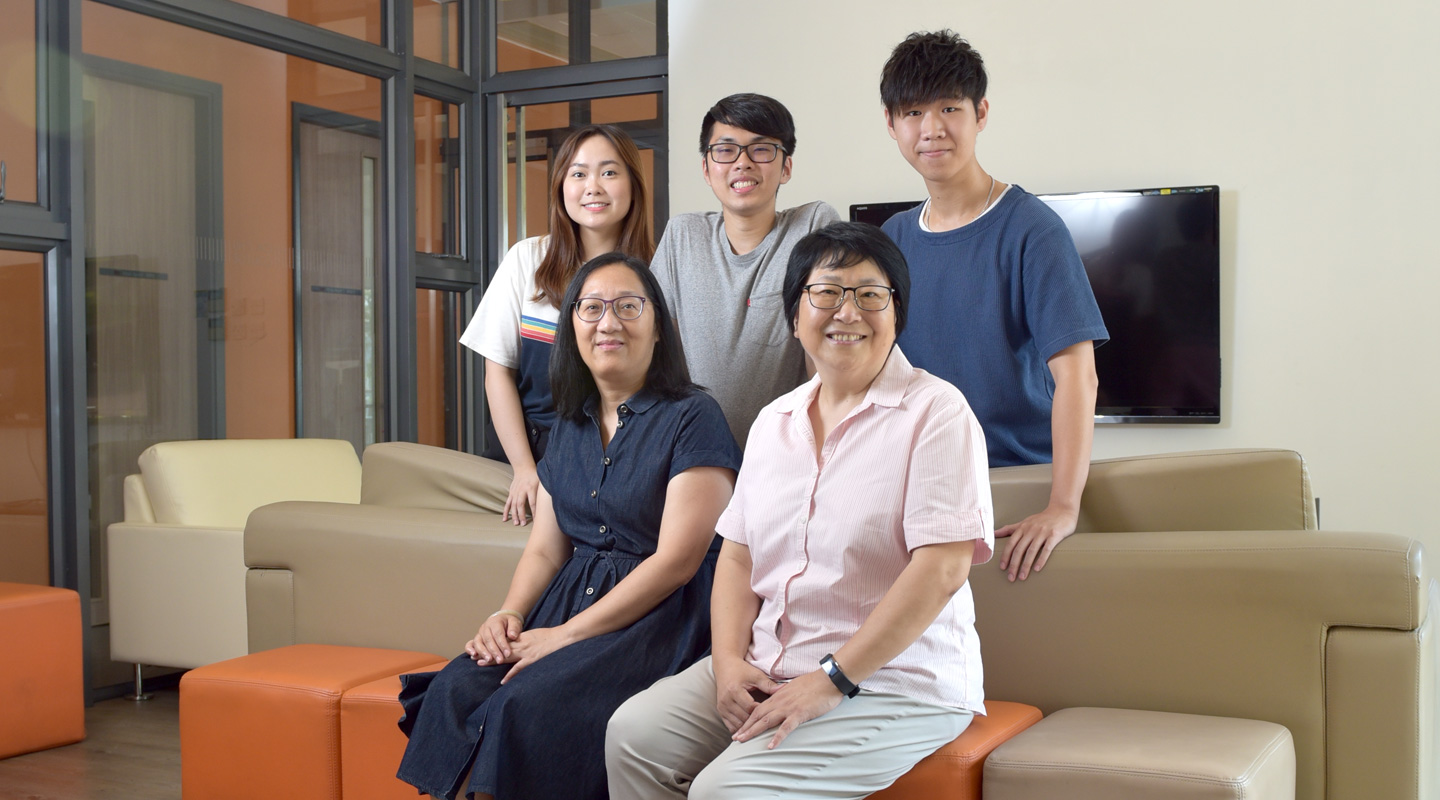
left=0, top=250, right=50, bottom=586
left=0, top=0, right=39, bottom=204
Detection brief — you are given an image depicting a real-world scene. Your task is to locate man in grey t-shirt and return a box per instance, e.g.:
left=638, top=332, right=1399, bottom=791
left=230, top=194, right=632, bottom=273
left=651, top=93, right=840, bottom=446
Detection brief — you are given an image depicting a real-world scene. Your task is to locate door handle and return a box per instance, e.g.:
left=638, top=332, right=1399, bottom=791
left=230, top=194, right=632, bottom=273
left=1, top=160, right=7, bottom=203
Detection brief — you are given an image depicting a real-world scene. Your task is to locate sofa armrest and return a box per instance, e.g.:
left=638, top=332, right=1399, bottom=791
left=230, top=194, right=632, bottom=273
left=107, top=522, right=249, bottom=668
left=990, top=448, right=1317, bottom=532
left=972, top=529, right=1427, bottom=800
left=122, top=474, right=155, bottom=523
left=360, top=442, right=511, bottom=514
left=245, top=500, right=528, bottom=657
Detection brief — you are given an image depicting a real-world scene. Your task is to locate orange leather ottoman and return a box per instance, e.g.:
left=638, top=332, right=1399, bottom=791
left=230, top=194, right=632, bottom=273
left=180, top=644, right=442, bottom=800
left=869, top=699, right=1043, bottom=800
left=340, top=660, right=449, bottom=800
left=0, top=582, right=85, bottom=759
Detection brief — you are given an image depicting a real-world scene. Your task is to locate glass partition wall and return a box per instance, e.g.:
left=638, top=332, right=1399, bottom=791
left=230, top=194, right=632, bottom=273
left=2, top=0, right=667, bottom=698
left=0, top=250, right=48, bottom=587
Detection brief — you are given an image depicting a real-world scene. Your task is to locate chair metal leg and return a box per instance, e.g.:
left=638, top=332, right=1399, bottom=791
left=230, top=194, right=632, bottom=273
left=126, top=663, right=152, bottom=701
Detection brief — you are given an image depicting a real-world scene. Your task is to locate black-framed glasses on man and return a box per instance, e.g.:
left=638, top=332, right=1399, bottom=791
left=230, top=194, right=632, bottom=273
left=574, top=295, right=648, bottom=322
left=802, top=284, right=895, bottom=312
left=704, top=142, right=785, bottom=164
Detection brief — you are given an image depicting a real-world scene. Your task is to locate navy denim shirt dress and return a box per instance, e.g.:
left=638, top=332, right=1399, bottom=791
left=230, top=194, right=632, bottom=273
left=395, top=387, right=741, bottom=800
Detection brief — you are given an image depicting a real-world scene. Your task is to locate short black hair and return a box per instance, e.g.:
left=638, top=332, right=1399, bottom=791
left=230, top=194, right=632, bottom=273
left=549, top=253, right=699, bottom=423
left=699, top=93, right=798, bottom=157
left=880, top=30, right=988, bottom=116
left=782, top=222, right=911, bottom=337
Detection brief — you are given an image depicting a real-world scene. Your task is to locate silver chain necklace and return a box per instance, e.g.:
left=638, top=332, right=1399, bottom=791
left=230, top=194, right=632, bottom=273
left=924, top=175, right=996, bottom=230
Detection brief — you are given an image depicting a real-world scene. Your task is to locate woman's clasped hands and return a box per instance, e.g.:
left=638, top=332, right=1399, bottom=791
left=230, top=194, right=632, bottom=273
left=714, top=655, right=842, bottom=751
left=466, top=610, right=574, bottom=684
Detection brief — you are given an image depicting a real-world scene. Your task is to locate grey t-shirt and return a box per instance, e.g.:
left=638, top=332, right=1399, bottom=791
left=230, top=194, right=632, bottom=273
left=652, top=200, right=841, bottom=446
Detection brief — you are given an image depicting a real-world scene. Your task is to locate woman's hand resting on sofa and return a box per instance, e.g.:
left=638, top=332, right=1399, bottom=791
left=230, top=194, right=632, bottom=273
left=504, top=466, right=540, bottom=526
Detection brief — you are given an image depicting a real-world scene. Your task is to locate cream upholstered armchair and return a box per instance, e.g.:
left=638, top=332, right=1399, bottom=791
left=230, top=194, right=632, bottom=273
left=107, top=439, right=361, bottom=692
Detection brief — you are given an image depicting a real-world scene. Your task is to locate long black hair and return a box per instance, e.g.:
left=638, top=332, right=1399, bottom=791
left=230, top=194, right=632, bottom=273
left=549, top=253, right=699, bottom=422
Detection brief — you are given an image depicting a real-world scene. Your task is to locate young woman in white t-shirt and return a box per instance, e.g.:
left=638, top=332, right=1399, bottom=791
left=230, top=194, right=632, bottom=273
left=460, top=125, right=655, bottom=525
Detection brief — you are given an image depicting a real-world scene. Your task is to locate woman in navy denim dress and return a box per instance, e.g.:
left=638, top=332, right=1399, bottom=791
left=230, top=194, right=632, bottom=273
left=395, top=253, right=742, bottom=800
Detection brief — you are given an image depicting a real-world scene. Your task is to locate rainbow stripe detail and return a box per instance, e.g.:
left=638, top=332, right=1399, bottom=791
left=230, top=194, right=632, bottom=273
left=520, top=315, right=557, bottom=344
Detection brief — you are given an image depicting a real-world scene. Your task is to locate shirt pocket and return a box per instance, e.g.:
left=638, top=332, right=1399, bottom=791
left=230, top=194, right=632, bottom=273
left=740, top=291, right=792, bottom=348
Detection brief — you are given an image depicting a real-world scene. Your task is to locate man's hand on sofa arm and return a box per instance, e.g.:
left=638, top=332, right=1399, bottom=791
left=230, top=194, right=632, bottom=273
left=996, top=504, right=1079, bottom=582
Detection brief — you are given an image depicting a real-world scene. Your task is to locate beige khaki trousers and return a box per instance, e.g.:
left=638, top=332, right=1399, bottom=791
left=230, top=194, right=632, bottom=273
left=605, top=656, right=972, bottom=800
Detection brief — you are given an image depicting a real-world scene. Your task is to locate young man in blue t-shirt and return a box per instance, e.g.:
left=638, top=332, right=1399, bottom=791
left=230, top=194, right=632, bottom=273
left=879, top=30, right=1109, bottom=582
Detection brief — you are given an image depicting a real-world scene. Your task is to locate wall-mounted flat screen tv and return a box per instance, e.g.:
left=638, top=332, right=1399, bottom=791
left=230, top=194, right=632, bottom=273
left=850, top=184, right=1221, bottom=423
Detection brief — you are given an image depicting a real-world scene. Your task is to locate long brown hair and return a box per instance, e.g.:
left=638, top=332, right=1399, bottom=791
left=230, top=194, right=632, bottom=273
left=533, top=125, right=655, bottom=307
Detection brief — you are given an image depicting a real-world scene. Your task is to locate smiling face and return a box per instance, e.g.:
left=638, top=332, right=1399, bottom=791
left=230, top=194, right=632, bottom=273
left=561, top=135, right=634, bottom=241
left=573, top=262, right=657, bottom=392
left=794, top=258, right=898, bottom=384
left=701, top=122, right=792, bottom=220
left=886, top=96, right=989, bottom=188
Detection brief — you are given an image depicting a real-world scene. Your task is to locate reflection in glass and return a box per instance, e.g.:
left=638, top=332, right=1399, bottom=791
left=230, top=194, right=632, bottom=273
left=416, top=95, right=462, bottom=256
left=0, top=250, right=48, bottom=586
left=417, top=288, right=465, bottom=449
left=229, top=0, right=381, bottom=45
left=496, top=0, right=657, bottom=72
left=415, top=0, right=461, bottom=68
left=0, top=0, right=39, bottom=204
left=589, top=0, right=658, bottom=63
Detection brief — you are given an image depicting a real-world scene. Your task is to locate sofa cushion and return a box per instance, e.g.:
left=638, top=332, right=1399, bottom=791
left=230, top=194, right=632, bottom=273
left=360, top=441, right=509, bottom=514
left=140, top=439, right=361, bottom=528
left=983, top=707, right=1295, bottom=800
left=990, top=448, right=1315, bottom=532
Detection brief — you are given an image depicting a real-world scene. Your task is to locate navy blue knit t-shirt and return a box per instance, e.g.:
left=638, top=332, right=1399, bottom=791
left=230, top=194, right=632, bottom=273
left=884, top=186, right=1108, bottom=467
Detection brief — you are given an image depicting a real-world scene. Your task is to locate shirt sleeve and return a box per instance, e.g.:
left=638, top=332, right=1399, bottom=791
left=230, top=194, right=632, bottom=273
left=650, top=225, right=681, bottom=320
left=459, top=237, right=540, bottom=368
left=714, top=472, right=749, bottom=547
left=902, top=393, right=995, bottom=564
left=667, top=392, right=744, bottom=480
left=811, top=200, right=842, bottom=228
left=714, top=403, right=771, bottom=548
left=1021, top=220, right=1110, bottom=361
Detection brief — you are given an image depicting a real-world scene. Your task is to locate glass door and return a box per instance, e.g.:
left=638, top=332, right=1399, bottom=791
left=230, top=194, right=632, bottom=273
left=294, top=107, right=383, bottom=455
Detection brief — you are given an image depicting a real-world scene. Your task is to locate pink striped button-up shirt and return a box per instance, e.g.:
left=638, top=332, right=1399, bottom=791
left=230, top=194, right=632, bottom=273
left=716, top=347, right=993, bottom=712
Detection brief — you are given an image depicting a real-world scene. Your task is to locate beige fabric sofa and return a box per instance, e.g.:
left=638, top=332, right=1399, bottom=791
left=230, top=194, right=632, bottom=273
left=108, top=438, right=362, bottom=673
left=245, top=445, right=1436, bottom=800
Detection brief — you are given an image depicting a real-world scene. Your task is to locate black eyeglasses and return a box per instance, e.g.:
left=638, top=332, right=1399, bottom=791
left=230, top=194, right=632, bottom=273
left=705, top=142, right=785, bottom=164
left=574, top=295, right=647, bottom=322
left=802, top=283, right=895, bottom=312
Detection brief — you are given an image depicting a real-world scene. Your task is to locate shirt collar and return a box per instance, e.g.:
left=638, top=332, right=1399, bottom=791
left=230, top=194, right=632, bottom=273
left=773, top=346, right=913, bottom=416
left=582, top=386, right=661, bottom=419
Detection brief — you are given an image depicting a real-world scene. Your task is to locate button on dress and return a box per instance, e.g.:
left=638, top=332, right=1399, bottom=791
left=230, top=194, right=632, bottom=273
left=395, top=388, right=741, bottom=800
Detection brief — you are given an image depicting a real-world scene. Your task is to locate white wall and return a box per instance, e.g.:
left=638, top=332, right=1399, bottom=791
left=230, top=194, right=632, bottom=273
left=668, top=0, right=1440, bottom=552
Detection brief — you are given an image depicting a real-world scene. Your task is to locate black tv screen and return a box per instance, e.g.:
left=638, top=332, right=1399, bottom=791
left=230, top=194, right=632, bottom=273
left=850, top=185, right=1221, bottom=423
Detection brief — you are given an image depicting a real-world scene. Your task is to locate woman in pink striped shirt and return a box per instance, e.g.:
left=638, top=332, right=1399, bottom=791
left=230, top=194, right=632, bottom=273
left=607, top=221, right=996, bottom=799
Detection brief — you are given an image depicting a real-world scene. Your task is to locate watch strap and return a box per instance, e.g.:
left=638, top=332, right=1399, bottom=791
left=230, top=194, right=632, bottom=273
left=820, top=653, right=861, bottom=698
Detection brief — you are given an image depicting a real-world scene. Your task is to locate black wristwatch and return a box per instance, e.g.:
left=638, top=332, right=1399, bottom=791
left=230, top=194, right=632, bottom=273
left=819, top=653, right=860, bottom=698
